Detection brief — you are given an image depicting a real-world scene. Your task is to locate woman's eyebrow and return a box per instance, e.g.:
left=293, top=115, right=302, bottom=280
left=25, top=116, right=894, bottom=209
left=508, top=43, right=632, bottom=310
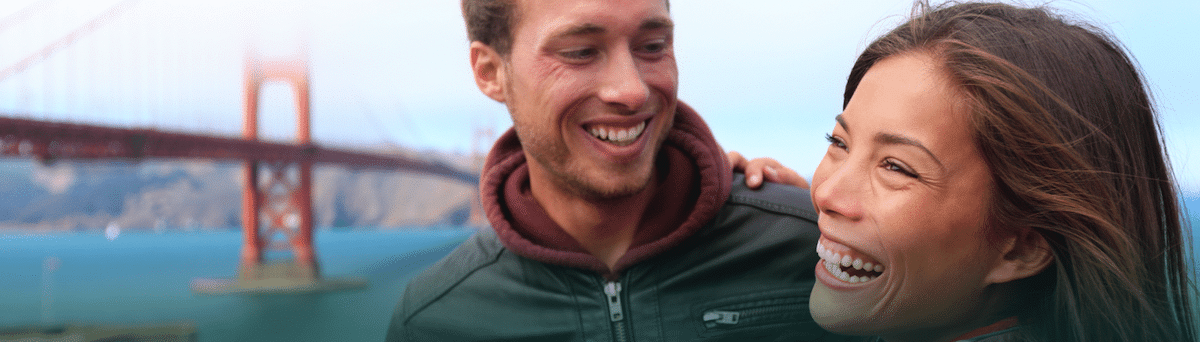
left=875, top=132, right=945, bottom=170
left=838, top=114, right=945, bottom=170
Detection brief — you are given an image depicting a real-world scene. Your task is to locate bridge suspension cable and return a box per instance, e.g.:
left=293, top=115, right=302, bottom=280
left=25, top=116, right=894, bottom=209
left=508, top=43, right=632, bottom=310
left=0, top=0, right=138, bottom=82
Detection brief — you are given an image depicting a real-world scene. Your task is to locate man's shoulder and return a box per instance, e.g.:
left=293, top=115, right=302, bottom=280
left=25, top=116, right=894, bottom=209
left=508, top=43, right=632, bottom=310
left=722, top=172, right=818, bottom=223
left=389, top=230, right=592, bottom=341
left=398, top=229, right=505, bottom=318
left=674, top=172, right=821, bottom=262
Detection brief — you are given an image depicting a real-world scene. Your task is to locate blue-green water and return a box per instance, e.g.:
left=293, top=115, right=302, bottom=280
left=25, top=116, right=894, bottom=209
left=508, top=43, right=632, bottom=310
left=0, top=228, right=473, bottom=341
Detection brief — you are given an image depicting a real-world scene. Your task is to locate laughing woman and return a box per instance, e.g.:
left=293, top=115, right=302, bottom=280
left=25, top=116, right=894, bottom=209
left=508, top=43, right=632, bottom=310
left=801, top=2, right=1195, bottom=342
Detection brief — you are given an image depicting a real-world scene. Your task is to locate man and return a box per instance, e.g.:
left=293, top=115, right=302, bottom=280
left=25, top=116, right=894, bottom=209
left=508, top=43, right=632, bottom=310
left=387, top=0, right=850, bottom=340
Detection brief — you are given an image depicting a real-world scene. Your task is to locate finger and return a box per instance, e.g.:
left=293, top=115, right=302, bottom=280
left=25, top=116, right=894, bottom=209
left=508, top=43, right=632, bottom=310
left=760, top=160, right=810, bottom=190
left=747, top=173, right=762, bottom=188
left=728, top=151, right=767, bottom=188
left=763, top=166, right=780, bottom=182
left=727, top=151, right=748, bottom=171
left=791, top=174, right=811, bottom=190
left=782, top=170, right=810, bottom=190
left=774, top=167, right=809, bottom=189
left=745, top=160, right=767, bottom=189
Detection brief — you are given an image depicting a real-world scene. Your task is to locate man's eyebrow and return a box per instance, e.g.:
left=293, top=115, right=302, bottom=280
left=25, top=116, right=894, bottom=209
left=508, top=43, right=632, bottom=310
left=874, top=133, right=945, bottom=170
left=641, top=17, right=673, bottom=31
left=558, top=23, right=605, bottom=37
left=553, top=18, right=673, bottom=39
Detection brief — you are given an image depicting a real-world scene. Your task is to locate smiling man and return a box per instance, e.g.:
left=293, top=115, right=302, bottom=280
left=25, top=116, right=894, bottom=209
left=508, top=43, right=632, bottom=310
left=386, top=0, right=852, bottom=341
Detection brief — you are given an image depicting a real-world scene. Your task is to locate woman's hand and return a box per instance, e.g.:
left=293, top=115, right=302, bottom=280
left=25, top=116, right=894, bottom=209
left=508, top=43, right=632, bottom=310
left=727, top=151, right=809, bottom=190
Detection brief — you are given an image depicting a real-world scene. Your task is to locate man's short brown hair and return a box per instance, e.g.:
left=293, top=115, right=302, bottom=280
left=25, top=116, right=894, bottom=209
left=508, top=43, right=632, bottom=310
left=461, top=0, right=669, bottom=57
left=461, top=0, right=519, bottom=56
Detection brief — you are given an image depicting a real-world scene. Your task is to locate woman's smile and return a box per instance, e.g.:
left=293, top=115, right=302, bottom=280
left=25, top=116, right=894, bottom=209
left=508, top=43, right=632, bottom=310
left=816, top=238, right=885, bottom=284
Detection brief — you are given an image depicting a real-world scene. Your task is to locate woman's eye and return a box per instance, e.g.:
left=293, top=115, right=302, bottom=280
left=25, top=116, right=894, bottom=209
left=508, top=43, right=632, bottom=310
left=883, top=159, right=919, bottom=179
left=825, top=134, right=847, bottom=150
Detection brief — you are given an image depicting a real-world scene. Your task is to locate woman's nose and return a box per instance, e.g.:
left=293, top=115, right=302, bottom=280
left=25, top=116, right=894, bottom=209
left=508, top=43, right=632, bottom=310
left=811, top=159, right=864, bottom=221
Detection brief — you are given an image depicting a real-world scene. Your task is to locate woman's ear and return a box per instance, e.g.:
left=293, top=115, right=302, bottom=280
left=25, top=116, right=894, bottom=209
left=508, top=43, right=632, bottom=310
left=985, top=229, right=1054, bottom=284
left=470, top=41, right=507, bottom=103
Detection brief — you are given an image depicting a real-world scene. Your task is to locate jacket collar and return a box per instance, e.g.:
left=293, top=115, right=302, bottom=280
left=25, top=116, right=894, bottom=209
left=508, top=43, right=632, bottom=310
left=479, top=102, right=732, bottom=277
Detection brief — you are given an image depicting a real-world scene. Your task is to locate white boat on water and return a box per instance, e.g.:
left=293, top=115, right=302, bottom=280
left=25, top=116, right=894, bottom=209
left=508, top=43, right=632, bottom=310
left=105, top=223, right=120, bottom=241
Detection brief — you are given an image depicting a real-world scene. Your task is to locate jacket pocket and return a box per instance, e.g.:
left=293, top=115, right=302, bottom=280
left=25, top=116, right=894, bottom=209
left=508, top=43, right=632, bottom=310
left=692, top=287, right=823, bottom=340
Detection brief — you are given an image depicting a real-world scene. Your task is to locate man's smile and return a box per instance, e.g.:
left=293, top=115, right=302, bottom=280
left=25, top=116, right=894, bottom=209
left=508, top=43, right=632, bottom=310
left=586, top=120, right=647, bottom=146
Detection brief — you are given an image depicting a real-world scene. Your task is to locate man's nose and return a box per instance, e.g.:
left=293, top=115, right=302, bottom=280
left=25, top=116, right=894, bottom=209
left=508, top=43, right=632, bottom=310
left=812, top=161, right=865, bottom=221
left=597, top=50, right=650, bottom=112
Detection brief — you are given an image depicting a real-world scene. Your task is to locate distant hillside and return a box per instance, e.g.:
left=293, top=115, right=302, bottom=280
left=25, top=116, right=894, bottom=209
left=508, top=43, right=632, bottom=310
left=0, top=149, right=482, bottom=232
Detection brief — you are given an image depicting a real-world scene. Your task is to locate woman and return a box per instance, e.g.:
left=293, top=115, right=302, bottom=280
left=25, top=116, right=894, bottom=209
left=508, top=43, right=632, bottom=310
left=739, top=2, right=1195, bottom=341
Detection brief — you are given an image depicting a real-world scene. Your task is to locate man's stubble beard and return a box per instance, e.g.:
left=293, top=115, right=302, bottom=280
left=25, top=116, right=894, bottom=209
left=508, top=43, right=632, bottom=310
left=515, top=122, right=659, bottom=201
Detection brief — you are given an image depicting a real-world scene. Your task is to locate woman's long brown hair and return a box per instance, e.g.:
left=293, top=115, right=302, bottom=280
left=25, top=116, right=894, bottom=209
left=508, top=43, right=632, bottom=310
left=843, top=2, right=1196, bottom=341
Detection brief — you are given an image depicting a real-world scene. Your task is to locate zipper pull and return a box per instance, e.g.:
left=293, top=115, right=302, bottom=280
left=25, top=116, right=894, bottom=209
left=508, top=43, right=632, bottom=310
left=703, top=310, right=740, bottom=327
left=604, top=281, right=624, bottom=322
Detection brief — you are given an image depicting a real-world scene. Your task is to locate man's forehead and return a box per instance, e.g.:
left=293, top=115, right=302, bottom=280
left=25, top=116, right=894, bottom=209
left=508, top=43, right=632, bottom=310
left=514, top=0, right=671, bottom=11
left=513, top=0, right=672, bottom=34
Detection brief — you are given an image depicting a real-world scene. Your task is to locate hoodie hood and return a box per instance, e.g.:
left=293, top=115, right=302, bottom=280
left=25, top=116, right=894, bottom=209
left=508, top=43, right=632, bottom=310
left=479, top=102, right=732, bottom=277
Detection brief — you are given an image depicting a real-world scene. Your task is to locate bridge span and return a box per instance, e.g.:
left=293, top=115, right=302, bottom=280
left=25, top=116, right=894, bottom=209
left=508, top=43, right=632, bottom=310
left=0, top=0, right=485, bottom=294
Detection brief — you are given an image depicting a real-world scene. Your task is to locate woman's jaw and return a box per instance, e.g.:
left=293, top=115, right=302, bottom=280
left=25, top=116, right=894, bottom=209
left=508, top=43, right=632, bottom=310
left=810, top=235, right=893, bottom=332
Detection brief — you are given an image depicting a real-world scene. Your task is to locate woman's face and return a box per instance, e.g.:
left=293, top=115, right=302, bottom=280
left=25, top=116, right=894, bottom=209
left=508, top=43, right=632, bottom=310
left=808, top=52, right=1010, bottom=341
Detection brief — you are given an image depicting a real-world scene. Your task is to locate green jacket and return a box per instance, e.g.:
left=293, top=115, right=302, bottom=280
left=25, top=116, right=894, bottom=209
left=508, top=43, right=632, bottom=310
left=387, top=175, right=856, bottom=342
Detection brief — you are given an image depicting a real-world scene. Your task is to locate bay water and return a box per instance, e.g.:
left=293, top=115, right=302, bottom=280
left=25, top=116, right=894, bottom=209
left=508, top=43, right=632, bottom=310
left=0, top=228, right=473, bottom=341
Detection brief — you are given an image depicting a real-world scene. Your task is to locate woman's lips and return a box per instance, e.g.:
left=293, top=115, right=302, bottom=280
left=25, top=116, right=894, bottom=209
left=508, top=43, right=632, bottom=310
left=817, top=239, right=885, bottom=284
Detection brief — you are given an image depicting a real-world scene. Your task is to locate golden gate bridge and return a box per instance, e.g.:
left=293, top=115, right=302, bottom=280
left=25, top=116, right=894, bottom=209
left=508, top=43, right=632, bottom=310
left=0, top=0, right=481, bottom=294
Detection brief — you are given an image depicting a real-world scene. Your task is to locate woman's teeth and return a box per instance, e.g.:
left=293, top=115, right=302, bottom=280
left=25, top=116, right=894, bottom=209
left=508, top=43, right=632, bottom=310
left=817, top=241, right=885, bottom=284
left=589, top=121, right=646, bottom=146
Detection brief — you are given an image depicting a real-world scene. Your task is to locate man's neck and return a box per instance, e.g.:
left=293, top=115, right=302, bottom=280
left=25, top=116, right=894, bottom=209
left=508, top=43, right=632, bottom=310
left=528, top=171, right=657, bottom=270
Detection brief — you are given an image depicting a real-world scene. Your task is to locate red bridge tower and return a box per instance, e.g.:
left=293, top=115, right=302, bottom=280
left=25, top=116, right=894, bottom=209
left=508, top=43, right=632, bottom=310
left=238, top=47, right=321, bottom=282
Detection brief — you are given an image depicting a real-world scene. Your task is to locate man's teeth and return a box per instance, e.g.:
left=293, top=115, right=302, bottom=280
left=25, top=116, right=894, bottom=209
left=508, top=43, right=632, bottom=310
left=816, top=241, right=884, bottom=284
left=589, top=121, right=646, bottom=145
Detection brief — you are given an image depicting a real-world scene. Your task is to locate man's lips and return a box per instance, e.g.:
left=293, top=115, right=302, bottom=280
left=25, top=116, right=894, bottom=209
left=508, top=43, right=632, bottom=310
left=586, top=121, right=646, bottom=146
left=581, top=112, right=656, bottom=147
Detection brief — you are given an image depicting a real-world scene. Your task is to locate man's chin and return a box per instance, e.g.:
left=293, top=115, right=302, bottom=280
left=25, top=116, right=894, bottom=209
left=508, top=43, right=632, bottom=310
left=571, top=178, right=651, bottom=201
left=556, top=169, right=654, bottom=201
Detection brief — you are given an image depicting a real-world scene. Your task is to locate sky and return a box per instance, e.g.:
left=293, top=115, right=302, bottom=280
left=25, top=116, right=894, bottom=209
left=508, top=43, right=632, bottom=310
left=0, top=0, right=1196, bottom=195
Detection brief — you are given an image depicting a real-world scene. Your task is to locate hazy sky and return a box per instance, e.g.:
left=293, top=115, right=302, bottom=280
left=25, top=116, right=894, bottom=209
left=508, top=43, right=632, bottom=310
left=1, top=0, right=1196, bottom=194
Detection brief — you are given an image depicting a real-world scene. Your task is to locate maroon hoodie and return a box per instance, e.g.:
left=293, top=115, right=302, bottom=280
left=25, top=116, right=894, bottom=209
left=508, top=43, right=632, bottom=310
left=479, top=102, right=732, bottom=279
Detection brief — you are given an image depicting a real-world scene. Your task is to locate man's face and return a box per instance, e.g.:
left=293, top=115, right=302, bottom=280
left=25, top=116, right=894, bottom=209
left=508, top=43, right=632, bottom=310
left=494, top=0, right=677, bottom=200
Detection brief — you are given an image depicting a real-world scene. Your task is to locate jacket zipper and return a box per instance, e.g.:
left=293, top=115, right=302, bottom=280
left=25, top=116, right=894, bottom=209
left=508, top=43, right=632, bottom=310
left=604, top=280, right=630, bottom=342
left=701, top=297, right=809, bottom=331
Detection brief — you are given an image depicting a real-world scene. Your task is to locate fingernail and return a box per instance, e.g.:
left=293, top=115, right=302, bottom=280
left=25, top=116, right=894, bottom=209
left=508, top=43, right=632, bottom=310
left=749, top=175, right=760, bottom=184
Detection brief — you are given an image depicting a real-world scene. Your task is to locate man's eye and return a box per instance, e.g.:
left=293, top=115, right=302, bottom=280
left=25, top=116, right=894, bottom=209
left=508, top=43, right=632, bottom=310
left=560, top=48, right=598, bottom=60
left=641, top=42, right=665, bottom=53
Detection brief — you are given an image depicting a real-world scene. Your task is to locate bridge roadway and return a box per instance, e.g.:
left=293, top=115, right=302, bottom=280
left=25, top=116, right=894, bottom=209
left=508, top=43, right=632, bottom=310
left=0, top=115, right=480, bottom=185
